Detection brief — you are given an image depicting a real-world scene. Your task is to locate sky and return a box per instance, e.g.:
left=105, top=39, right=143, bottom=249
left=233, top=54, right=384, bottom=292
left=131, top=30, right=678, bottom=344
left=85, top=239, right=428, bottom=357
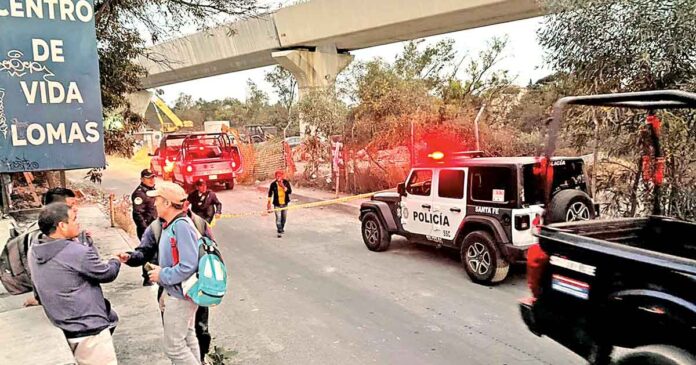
left=154, top=6, right=550, bottom=106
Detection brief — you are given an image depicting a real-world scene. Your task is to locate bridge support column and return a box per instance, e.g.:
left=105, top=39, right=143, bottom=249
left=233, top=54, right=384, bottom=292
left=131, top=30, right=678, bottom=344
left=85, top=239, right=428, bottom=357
left=272, top=45, right=353, bottom=136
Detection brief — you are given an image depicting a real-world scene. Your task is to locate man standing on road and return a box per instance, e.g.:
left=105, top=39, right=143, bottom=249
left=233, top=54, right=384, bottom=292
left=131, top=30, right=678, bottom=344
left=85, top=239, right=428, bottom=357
left=29, top=203, right=121, bottom=364
left=117, top=210, right=213, bottom=364
left=267, top=170, right=292, bottom=238
left=131, top=169, right=158, bottom=285
left=145, top=182, right=201, bottom=365
left=187, top=179, right=222, bottom=224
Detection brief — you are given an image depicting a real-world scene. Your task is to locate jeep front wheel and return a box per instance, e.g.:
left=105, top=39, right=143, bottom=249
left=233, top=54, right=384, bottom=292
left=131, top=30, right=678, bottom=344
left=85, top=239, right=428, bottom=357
left=361, top=212, right=390, bottom=252
left=461, top=231, right=509, bottom=284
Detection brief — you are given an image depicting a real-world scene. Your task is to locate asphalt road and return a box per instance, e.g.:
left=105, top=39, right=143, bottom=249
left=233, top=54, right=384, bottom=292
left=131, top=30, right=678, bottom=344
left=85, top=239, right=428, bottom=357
left=89, top=159, right=584, bottom=365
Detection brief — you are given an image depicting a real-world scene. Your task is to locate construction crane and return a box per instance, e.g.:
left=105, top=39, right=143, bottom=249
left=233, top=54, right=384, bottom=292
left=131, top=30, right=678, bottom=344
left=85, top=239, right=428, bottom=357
left=151, top=95, right=195, bottom=133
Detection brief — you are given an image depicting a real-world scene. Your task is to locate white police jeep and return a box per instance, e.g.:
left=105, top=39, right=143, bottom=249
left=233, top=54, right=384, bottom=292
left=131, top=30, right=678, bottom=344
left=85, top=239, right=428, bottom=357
left=359, top=151, right=597, bottom=285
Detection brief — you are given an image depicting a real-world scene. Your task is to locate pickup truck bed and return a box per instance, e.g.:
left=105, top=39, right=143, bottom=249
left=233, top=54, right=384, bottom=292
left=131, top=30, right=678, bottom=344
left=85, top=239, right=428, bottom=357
left=520, top=217, right=696, bottom=364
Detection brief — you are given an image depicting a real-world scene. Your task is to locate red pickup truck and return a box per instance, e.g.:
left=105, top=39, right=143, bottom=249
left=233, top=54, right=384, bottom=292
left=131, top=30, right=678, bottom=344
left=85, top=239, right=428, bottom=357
left=150, top=132, right=243, bottom=191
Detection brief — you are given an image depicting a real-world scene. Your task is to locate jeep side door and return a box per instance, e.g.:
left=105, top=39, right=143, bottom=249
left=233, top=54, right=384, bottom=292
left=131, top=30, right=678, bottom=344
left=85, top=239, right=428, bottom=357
left=430, top=168, right=468, bottom=242
left=401, top=169, right=434, bottom=237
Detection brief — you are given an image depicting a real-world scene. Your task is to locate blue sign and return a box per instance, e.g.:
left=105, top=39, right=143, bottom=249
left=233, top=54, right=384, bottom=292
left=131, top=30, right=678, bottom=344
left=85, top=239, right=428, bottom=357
left=0, top=0, right=105, bottom=172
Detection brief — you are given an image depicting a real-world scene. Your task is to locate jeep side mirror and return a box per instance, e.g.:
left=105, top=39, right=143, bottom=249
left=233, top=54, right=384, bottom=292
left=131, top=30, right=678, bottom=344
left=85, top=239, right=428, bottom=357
left=397, top=183, right=406, bottom=196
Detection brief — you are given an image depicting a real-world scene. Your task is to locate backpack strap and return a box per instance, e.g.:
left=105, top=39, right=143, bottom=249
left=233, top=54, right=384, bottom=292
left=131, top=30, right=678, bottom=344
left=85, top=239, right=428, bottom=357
left=167, top=217, right=201, bottom=266
left=150, top=220, right=163, bottom=244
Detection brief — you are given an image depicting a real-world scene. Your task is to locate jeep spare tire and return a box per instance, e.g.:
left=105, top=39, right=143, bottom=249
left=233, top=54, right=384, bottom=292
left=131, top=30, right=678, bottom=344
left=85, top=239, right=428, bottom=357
left=461, top=231, right=509, bottom=284
left=361, top=212, right=391, bottom=252
left=547, top=190, right=595, bottom=223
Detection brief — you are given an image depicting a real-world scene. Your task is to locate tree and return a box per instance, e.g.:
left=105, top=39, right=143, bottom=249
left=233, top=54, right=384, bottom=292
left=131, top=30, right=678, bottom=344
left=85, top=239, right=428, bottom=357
left=538, top=0, right=696, bottom=219
left=94, top=0, right=265, bottom=156
left=265, top=66, right=298, bottom=137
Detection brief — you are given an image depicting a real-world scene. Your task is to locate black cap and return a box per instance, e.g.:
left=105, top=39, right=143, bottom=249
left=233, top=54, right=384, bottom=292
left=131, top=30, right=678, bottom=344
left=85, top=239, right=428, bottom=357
left=195, top=179, right=206, bottom=186
left=141, top=169, right=155, bottom=178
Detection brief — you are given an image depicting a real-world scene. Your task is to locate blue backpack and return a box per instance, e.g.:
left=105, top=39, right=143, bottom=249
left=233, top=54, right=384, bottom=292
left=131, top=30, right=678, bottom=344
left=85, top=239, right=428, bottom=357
left=169, top=217, right=228, bottom=307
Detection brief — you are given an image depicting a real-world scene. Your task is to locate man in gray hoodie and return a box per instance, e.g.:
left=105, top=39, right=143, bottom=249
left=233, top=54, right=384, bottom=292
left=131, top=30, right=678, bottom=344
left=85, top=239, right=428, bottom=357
left=28, top=203, right=121, bottom=365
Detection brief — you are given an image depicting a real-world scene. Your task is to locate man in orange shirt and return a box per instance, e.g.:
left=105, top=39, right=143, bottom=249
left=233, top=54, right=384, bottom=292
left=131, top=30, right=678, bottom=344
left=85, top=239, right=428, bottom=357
left=267, top=170, right=292, bottom=238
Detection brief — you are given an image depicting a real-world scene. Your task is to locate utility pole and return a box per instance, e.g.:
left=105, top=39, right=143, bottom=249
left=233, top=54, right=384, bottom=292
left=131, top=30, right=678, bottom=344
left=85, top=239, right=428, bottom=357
left=474, top=104, right=486, bottom=151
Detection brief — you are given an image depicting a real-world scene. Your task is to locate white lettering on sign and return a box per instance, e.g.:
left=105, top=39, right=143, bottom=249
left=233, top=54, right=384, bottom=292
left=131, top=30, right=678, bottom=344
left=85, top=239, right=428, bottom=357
left=20, top=81, right=83, bottom=104
left=32, top=38, right=64, bottom=62
left=552, top=160, right=567, bottom=166
left=0, top=0, right=94, bottom=22
left=474, top=206, right=500, bottom=215
left=11, top=121, right=100, bottom=146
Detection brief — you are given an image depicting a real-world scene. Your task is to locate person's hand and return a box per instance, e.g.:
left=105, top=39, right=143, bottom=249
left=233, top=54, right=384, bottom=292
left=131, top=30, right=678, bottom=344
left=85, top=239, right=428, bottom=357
left=266, top=204, right=272, bottom=213
left=214, top=213, right=221, bottom=220
left=148, top=265, right=161, bottom=283
left=23, top=297, right=40, bottom=307
left=117, top=252, right=130, bottom=264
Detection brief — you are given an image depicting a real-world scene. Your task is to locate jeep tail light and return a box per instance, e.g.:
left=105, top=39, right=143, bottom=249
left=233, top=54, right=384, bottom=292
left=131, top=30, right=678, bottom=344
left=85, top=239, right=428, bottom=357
left=186, top=165, right=193, bottom=173
left=527, top=243, right=549, bottom=298
left=515, top=214, right=531, bottom=230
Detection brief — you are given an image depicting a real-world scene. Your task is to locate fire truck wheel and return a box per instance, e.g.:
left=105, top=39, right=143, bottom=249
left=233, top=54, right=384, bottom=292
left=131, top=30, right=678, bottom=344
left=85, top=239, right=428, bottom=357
left=461, top=231, right=509, bottom=285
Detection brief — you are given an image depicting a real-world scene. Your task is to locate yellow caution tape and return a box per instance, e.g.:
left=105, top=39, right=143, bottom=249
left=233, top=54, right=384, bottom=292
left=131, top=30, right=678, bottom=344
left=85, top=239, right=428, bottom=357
left=217, top=191, right=378, bottom=219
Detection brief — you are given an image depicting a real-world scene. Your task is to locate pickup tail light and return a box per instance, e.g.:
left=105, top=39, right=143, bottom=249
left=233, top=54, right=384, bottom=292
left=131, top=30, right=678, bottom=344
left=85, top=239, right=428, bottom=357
left=527, top=243, right=549, bottom=298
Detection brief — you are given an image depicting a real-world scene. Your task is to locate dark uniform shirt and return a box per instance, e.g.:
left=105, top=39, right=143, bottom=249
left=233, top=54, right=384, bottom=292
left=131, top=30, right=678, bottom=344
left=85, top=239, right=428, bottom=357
left=131, top=183, right=157, bottom=239
left=187, top=190, right=222, bottom=223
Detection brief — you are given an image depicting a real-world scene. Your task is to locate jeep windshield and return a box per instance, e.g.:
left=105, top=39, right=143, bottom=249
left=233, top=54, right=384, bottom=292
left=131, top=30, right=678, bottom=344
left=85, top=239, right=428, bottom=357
left=522, top=160, right=587, bottom=206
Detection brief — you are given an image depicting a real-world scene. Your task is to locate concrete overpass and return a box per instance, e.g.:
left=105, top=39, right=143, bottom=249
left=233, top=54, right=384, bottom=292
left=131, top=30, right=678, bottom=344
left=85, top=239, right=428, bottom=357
left=137, top=0, right=543, bottom=94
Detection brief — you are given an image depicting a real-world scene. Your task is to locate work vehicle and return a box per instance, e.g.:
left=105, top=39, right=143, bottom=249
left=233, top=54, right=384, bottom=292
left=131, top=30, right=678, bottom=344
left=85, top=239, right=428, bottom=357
left=150, top=95, right=195, bottom=133
left=150, top=132, right=243, bottom=190
left=520, top=90, right=696, bottom=365
left=243, top=125, right=278, bottom=144
left=359, top=150, right=598, bottom=284
left=204, top=121, right=230, bottom=133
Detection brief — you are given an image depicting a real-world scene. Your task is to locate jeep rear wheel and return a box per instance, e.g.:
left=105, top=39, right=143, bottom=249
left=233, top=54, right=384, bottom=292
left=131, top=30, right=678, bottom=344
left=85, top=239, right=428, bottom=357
left=361, top=212, right=390, bottom=252
left=461, top=231, right=509, bottom=284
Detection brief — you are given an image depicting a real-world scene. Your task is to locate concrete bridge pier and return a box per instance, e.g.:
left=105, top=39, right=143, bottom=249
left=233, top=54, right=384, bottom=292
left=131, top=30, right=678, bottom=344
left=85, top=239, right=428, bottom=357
left=273, top=45, right=353, bottom=136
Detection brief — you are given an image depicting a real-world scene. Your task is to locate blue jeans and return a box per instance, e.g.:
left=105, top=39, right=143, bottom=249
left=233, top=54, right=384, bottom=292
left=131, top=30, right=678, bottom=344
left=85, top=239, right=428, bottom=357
left=274, top=205, right=287, bottom=233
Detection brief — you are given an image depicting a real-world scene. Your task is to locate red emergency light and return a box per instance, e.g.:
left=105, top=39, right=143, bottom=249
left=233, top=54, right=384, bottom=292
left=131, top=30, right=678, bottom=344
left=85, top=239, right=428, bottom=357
left=428, top=151, right=445, bottom=160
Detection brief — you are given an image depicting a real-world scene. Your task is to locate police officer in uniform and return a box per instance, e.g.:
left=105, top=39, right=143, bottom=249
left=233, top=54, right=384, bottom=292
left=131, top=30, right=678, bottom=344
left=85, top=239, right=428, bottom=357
left=187, top=179, right=222, bottom=223
left=131, top=169, right=157, bottom=285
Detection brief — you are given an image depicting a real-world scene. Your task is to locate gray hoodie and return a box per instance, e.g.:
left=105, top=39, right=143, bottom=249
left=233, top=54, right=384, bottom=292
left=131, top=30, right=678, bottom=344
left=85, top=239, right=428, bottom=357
left=28, top=235, right=121, bottom=338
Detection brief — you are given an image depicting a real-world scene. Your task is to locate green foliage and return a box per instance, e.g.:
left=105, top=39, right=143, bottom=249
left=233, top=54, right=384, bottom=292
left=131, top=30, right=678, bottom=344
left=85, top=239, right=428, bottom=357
left=538, top=0, right=696, bottom=219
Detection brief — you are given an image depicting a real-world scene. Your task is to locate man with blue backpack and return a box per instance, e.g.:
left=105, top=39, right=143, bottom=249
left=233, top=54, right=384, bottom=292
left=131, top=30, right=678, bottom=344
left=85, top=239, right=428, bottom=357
left=117, top=208, right=214, bottom=363
left=131, top=182, right=226, bottom=365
